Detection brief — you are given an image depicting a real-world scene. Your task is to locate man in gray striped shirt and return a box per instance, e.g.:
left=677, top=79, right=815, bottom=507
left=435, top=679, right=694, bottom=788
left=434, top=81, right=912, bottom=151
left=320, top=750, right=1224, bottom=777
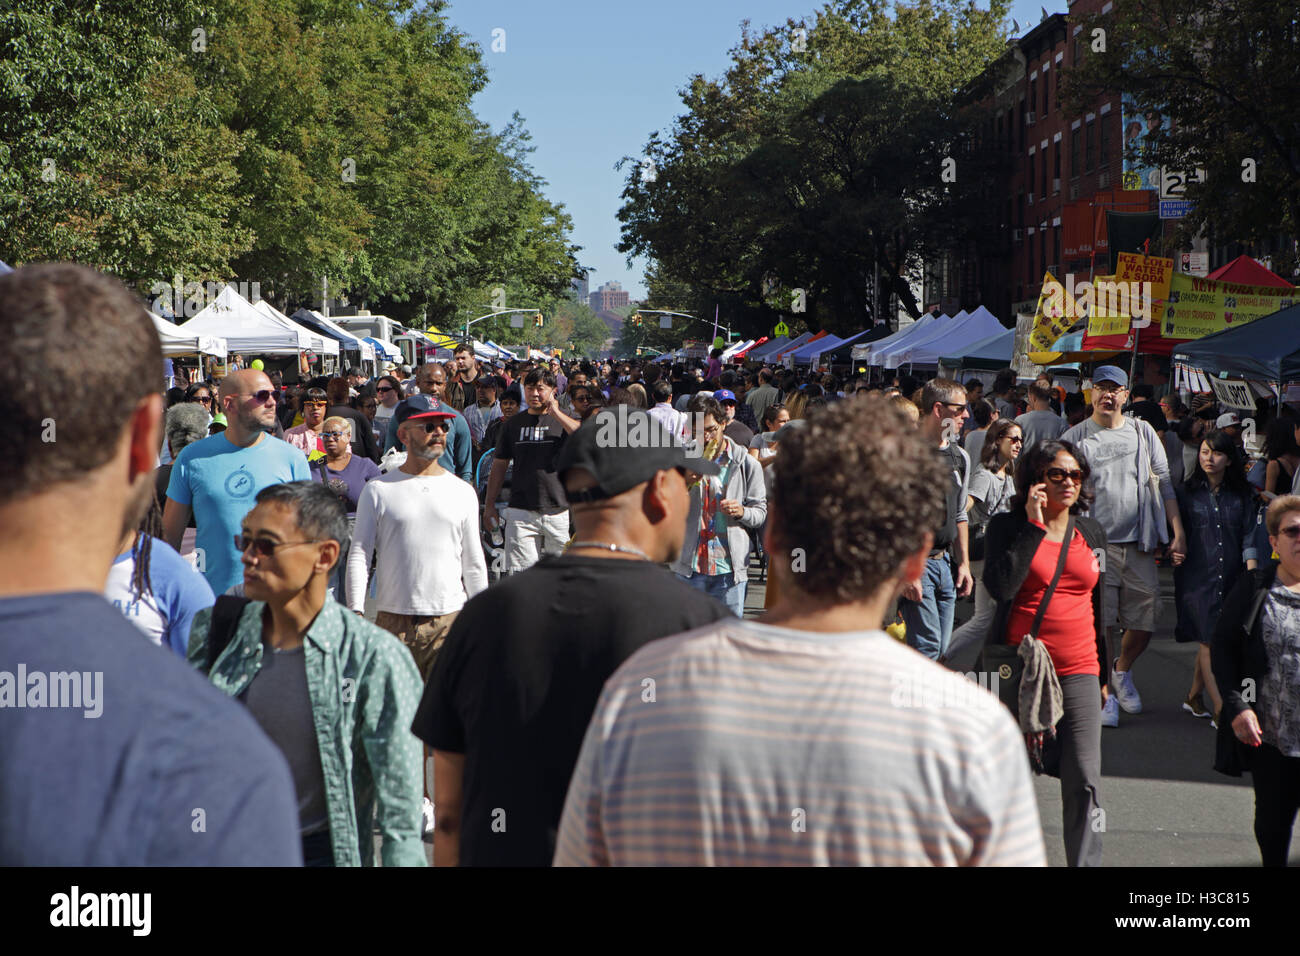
left=555, top=394, right=1046, bottom=866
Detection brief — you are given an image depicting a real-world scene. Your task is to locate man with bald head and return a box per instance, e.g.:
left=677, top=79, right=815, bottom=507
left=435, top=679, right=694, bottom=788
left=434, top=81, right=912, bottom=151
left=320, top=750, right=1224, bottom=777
left=164, top=368, right=312, bottom=594
left=382, top=362, right=473, bottom=483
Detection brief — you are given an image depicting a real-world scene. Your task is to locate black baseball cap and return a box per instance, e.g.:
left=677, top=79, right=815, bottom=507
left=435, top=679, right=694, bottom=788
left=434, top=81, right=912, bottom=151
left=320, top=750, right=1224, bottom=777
left=394, top=393, right=456, bottom=426
left=557, top=408, right=720, bottom=502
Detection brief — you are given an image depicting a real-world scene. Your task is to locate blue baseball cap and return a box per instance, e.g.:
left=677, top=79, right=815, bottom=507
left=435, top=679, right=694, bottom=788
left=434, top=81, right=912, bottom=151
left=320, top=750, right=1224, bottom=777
left=713, top=389, right=737, bottom=404
left=1092, top=365, right=1128, bottom=388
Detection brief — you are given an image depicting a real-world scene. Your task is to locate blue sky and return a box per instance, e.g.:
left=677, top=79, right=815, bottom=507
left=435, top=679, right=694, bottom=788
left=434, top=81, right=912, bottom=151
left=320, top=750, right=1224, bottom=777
left=447, top=0, right=1063, bottom=300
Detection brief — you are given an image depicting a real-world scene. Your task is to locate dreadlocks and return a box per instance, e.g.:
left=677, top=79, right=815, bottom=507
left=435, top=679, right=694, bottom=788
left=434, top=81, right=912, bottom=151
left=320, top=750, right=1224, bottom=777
left=128, top=489, right=165, bottom=603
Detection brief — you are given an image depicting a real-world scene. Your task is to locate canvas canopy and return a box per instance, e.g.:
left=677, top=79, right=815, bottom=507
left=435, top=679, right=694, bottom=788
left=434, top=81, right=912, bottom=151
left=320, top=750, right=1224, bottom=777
left=1174, top=302, right=1300, bottom=382
left=882, top=310, right=971, bottom=368
left=938, top=328, right=1014, bottom=369
left=180, top=286, right=331, bottom=355
left=289, top=307, right=375, bottom=362
left=152, top=313, right=226, bottom=358
left=866, top=313, right=942, bottom=366
left=791, top=334, right=843, bottom=364
left=744, top=336, right=791, bottom=361
left=894, top=307, right=1004, bottom=367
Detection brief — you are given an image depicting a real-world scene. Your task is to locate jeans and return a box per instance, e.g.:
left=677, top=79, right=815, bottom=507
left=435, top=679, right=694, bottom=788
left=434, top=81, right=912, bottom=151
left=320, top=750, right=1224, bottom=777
left=1251, top=742, right=1300, bottom=866
left=1058, top=674, right=1104, bottom=867
left=900, top=556, right=955, bottom=660
left=678, top=572, right=746, bottom=618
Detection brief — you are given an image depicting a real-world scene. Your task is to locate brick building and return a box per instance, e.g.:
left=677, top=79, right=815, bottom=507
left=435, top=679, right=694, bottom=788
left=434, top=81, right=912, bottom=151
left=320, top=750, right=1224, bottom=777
left=588, top=280, right=630, bottom=312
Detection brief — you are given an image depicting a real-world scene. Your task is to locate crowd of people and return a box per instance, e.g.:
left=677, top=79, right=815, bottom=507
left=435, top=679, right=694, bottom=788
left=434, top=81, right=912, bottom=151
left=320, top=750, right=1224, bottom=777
left=5, top=262, right=1300, bottom=868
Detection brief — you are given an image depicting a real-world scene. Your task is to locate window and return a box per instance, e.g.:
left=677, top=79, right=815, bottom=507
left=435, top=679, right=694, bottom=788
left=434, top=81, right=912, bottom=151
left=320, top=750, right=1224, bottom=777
left=1099, top=114, right=1112, bottom=168
left=1071, top=128, right=1080, bottom=178
left=1042, top=152, right=1049, bottom=199
left=1042, top=71, right=1049, bottom=115
left=1028, top=153, right=1035, bottom=197
left=1054, top=141, right=1062, bottom=182
left=1085, top=120, right=1096, bottom=172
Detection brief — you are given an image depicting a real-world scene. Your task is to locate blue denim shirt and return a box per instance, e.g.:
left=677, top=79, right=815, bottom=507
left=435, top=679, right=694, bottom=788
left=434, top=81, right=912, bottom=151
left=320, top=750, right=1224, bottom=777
left=1175, top=483, right=1258, bottom=644
left=188, top=597, right=427, bottom=866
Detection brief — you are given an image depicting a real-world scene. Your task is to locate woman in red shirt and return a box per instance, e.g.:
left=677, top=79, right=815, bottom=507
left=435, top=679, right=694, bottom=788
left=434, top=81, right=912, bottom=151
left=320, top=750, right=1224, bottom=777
left=983, top=439, right=1109, bottom=866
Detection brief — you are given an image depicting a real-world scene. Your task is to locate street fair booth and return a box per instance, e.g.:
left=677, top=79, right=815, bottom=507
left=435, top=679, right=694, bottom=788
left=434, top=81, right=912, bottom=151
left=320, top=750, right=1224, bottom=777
left=893, top=306, right=1004, bottom=368
left=180, top=285, right=337, bottom=379
left=866, top=313, right=942, bottom=367
left=770, top=331, right=819, bottom=363
left=721, top=338, right=755, bottom=361
left=732, top=336, right=769, bottom=360
left=289, top=307, right=378, bottom=373
left=152, top=313, right=227, bottom=359
left=1173, top=302, right=1300, bottom=408
left=937, top=327, right=1015, bottom=379
left=882, top=310, right=968, bottom=369
left=790, top=333, right=843, bottom=366
left=744, top=336, right=791, bottom=361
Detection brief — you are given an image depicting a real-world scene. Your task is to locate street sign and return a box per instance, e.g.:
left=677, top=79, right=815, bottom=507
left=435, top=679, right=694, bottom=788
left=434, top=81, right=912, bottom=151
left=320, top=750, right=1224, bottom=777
left=1180, top=252, right=1208, bottom=276
left=1160, top=200, right=1194, bottom=219
left=1160, top=167, right=1205, bottom=199
left=773, top=320, right=789, bottom=336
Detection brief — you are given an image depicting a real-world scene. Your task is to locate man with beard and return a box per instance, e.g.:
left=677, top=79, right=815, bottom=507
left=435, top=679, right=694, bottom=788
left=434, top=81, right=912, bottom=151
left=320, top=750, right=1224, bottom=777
left=164, top=368, right=312, bottom=595
left=0, top=263, right=300, bottom=864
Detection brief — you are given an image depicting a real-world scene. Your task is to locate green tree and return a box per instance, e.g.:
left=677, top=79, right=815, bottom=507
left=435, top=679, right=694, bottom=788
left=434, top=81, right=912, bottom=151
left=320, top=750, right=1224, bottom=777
left=617, top=0, right=1009, bottom=337
left=1063, top=0, right=1300, bottom=249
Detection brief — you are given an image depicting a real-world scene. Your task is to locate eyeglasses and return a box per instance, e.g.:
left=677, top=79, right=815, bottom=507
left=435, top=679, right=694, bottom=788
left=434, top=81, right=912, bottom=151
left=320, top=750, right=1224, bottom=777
left=1276, top=525, right=1300, bottom=540
left=246, top=389, right=274, bottom=404
left=377, top=385, right=394, bottom=393
left=321, top=431, right=347, bottom=440
left=1045, top=467, right=1084, bottom=484
left=234, top=534, right=318, bottom=557
left=422, top=421, right=451, bottom=433
left=303, top=400, right=327, bottom=408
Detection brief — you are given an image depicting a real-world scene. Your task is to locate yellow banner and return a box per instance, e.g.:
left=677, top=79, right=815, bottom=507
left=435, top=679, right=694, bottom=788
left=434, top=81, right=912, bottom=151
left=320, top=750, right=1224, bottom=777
left=1085, top=274, right=1130, bottom=336
left=1163, top=274, right=1299, bottom=339
left=1029, top=272, right=1072, bottom=353
left=1084, top=254, right=1174, bottom=337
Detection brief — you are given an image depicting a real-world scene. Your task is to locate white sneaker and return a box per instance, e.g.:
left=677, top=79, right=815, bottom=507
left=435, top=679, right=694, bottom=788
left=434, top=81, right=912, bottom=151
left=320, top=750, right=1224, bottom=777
left=1111, top=663, right=1143, bottom=714
left=1101, top=694, right=1119, bottom=727
left=422, top=797, right=435, bottom=843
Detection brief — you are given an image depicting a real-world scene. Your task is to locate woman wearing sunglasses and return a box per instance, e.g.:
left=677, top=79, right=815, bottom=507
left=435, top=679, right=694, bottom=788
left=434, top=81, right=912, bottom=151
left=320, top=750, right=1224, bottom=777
left=285, top=388, right=330, bottom=459
left=1176, top=429, right=1258, bottom=726
left=1212, top=494, right=1300, bottom=865
left=311, top=417, right=381, bottom=599
left=983, top=439, right=1108, bottom=866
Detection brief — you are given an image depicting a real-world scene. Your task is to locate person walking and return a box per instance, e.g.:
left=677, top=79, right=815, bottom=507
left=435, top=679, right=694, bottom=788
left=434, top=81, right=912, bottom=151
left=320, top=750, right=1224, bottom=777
left=412, top=409, right=730, bottom=866
left=1061, top=365, right=1186, bottom=726
left=1212, top=495, right=1300, bottom=866
left=189, top=482, right=426, bottom=867
left=981, top=439, right=1108, bottom=866
left=554, top=395, right=1046, bottom=866
left=1016, top=382, right=1068, bottom=450
left=163, top=369, right=312, bottom=595
left=1176, top=429, right=1258, bottom=724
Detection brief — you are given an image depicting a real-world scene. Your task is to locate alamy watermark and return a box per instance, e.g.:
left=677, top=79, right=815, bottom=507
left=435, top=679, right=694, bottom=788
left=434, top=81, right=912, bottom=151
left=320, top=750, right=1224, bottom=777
left=0, top=665, right=103, bottom=718
left=1045, top=274, right=1157, bottom=329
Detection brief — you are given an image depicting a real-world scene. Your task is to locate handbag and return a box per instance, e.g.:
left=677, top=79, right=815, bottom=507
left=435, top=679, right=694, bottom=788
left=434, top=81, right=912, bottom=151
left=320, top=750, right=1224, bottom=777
left=978, top=514, right=1074, bottom=777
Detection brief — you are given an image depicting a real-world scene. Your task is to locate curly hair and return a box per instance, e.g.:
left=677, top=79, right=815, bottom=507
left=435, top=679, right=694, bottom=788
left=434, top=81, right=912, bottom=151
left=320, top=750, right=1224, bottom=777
left=769, top=394, right=947, bottom=603
left=1010, top=439, right=1095, bottom=515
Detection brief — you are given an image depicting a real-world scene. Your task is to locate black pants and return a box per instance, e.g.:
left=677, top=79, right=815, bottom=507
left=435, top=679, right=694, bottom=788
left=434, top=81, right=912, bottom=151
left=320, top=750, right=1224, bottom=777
left=1252, top=743, right=1300, bottom=867
left=301, top=829, right=334, bottom=868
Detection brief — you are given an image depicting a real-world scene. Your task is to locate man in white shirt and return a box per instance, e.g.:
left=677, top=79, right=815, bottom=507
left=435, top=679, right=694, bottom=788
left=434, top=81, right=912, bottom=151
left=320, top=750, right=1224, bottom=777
left=647, top=380, right=688, bottom=440
left=347, top=393, right=488, bottom=681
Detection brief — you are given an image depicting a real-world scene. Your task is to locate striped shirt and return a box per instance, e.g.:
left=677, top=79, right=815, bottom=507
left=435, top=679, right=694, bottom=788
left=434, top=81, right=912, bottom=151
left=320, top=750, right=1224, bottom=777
left=554, top=620, right=1046, bottom=866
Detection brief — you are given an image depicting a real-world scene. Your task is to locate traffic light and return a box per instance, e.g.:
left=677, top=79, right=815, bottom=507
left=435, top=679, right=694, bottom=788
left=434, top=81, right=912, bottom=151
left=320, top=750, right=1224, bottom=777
left=534, top=312, right=544, bottom=327
left=630, top=311, right=642, bottom=327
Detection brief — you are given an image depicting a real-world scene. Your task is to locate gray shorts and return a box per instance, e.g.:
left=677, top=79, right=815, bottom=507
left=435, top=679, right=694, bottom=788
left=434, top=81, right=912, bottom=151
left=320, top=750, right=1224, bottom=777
left=1102, top=542, right=1158, bottom=633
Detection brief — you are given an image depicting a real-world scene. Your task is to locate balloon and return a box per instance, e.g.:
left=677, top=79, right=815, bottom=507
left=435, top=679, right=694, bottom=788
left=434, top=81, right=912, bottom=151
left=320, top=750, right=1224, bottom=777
left=250, top=359, right=264, bottom=370
left=712, top=336, right=724, bottom=350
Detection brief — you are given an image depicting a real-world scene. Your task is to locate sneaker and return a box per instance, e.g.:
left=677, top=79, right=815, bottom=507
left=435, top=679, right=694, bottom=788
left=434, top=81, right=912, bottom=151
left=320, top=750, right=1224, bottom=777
left=1101, top=694, right=1120, bottom=727
left=1182, top=694, right=1212, bottom=719
left=1111, top=663, right=1143, bottom=714
left=422, top=797, right=435, bottom=843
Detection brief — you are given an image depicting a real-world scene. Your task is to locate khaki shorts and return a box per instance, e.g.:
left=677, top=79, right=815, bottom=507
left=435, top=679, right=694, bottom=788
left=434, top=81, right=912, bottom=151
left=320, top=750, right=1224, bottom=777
left=1102, top=543, right=1158, bottom=633
left=375, top=610, right=460, bottom=682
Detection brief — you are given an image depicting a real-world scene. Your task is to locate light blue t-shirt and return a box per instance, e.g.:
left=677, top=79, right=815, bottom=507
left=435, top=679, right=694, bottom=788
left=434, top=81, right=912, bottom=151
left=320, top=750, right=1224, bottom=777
left=105, top=536, right=216, bottom=657
left=166, top=433, right=311, bottom=594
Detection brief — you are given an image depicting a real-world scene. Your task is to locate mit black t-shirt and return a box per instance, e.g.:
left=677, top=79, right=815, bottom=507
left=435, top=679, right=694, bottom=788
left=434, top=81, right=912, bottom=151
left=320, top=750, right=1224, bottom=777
left=494, top=410, right=568, bottom=510
left=411, top=555, right=731, bottom=866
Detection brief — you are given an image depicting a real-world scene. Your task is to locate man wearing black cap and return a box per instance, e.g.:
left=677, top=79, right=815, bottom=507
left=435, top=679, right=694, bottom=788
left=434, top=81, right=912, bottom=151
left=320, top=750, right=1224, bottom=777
left=411, top=409, right=730, bottom=866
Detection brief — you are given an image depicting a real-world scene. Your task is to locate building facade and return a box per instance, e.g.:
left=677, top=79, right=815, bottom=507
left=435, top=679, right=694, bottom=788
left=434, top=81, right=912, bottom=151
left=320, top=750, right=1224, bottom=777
left=589, top=280, right=630, bottom=312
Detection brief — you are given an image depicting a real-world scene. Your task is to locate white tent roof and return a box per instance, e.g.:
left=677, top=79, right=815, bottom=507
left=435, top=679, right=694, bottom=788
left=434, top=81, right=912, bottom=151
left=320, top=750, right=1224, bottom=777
left=881, top=311, right=969, bottom=368
left=180, top=286, right=327, bottom=355
left=289, top=307, right=375, bottom=362
left=251, top=300, right=339, bottom=356
left=866, top=314, right=942, bottom=366
left=721, top=338, right=754, bottom=360
left=152, top=313, right=226, bottom=358
left=901, top=306, right=1004, bottom=366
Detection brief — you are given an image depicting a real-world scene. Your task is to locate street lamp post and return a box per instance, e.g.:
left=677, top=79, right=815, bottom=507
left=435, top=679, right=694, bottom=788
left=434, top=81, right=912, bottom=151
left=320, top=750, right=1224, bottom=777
left=634, top=309, right=736, bottom=343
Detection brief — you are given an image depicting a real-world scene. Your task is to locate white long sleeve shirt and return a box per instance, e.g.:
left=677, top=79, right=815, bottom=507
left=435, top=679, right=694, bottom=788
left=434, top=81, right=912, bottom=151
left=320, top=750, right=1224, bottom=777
left=346, top=469, right=488, bottom=615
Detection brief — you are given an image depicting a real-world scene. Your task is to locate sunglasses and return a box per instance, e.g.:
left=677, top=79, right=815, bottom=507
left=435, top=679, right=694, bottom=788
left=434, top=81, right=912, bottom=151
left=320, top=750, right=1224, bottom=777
left=321, top=431, right=347, bottom=440
left=234, top=534, right=318, bottom=557
left=1005, top=436, right=1023, bottom=444
left=194, top=395, right=212, bottom=404
left=243, top=389, right=274, bottom=404
left=422, top=420, right=451, bottom=433
left=377, top=385, right=394, bottom=393
left=1275, top=525, right=1300, bottom=540
left=303, top=400, right=327, bottom=408
left=1045, top=467, right=1084, bottom=484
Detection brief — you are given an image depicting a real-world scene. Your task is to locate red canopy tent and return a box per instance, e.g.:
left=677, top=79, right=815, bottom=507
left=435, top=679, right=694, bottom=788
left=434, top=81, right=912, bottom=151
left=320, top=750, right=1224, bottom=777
left=1081, top=256, right=1292, bottom=357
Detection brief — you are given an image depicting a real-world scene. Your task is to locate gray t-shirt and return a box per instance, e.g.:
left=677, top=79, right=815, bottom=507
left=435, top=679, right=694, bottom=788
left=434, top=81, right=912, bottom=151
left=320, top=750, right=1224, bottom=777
left=1260, top=583, right=1300, bottom=758
left=964, top=428, right=987, bottom=462
left=239, top=642, right=329, bottom=835
left=1061, top=417, right=1141, bottom=543
left=967, top=466, right=1016, bottom=529
left=1015, top=409, right=1066, bottom=451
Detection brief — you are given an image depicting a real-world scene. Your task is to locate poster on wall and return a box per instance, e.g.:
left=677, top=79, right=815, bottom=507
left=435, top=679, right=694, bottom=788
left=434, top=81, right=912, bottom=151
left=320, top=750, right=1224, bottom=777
left=1121, top=96, right=1166, bottom=192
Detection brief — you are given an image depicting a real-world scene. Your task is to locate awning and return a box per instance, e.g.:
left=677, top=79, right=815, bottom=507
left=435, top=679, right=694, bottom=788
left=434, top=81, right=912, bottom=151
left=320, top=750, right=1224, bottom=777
left=289, top=307, right=375, bottom=362
left=1174, top=301, right=1300, bottom=382
left=364, top=336, right=402, bottom=361
left=152, top=313, right=227, bottom=358
left=1029, top=330, right=1124, bottom=366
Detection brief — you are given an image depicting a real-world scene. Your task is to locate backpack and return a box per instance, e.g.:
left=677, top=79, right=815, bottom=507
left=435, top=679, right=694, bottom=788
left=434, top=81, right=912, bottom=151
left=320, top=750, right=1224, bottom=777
left=206, top=594, right=251, bottom=671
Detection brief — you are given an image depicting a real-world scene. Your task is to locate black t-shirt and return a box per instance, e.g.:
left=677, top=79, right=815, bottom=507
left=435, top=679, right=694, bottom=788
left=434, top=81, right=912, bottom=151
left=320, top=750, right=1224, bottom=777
left=724, top=419, right=755, bottom=448
left=411, top=555, right=731, bottom=866
left=494, top=411, right=568, bottom=510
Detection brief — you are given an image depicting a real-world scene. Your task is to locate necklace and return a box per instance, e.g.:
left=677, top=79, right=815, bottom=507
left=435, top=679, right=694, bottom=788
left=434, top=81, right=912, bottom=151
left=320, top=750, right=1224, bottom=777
left=568, top=540, right=652, bottom=561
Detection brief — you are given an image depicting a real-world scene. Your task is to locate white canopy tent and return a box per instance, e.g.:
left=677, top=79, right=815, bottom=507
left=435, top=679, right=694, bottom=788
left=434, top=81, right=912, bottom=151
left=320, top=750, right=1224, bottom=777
left=152, top=313, right=226, bottom=358
left=891, top=307, right=1004, bottom=367
left=866, top=313, right=943, bottom=366
left=288, top=306, right=376, bottom=363
left=721, top=338, right=755, bottom=360
left=249, top=300, right=339, bottom=358
left=881, top=311, right=969, bottom=368
left=180, top=286, right=334, bottom=355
